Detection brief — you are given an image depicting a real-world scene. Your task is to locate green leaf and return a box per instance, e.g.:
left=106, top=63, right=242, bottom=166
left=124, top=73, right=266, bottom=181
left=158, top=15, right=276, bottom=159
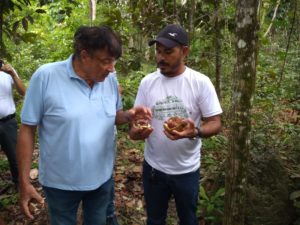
left=22, top=17, right=28, bottom=31
left=199, top=185, right=209, bottom=201
left=26, top=15, right=34, bottom=24
left=12, top=21, right=20, bottom=34
left=36, top=9, right=47, bottom=13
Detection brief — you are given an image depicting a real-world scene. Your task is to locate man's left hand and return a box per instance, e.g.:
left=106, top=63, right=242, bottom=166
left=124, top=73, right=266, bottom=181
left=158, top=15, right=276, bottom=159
left=163, top=118, right=196, bottom=140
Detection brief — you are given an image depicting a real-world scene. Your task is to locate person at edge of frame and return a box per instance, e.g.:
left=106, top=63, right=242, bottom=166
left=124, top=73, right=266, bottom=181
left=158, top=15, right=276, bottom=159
left=0, top=59, right=26, bottom=188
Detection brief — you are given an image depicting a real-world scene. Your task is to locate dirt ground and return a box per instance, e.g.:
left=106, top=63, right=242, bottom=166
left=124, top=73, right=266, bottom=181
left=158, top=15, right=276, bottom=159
left=0, top=135, right=181, bottom=225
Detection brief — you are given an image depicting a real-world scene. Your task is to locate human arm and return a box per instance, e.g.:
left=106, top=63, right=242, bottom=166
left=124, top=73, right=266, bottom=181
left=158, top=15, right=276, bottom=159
left=164, top=114, right=222, bottom=140
left=196, top=115, right=222, bottom=138
left=128, top=120, right=153, bottom=140
left=1, top=63, right=26, bottom=96
left=115, top=106, right=152, bottom=125
left=17, top=124, right=44, bottom=219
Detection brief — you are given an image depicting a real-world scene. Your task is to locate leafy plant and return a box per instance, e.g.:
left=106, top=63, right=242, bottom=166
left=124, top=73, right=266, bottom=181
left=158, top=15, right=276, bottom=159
left=198, top=185, right=225, bottom=225
left=0, top=192, right=19, bottom=209
left=0, top=159, right=9, bottom=173
left=118, top=69, right=150, bottom=110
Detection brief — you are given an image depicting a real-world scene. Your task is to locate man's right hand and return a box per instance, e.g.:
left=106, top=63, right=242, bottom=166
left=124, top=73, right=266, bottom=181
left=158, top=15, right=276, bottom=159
left=129, top=121, right=153, bottom=140
left=19, top=183, right=44, bottom=219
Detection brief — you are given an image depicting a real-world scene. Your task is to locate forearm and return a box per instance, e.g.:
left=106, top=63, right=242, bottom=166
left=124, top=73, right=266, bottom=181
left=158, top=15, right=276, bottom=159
left=115, top=110, right=131, bottom=125
left=11, top=73, right=26, bottom=96
left=197, top=115, right=222, bottom=138
left=115, top=106, right=152, bottom=126
left=17, top=124, right=37, bottom=185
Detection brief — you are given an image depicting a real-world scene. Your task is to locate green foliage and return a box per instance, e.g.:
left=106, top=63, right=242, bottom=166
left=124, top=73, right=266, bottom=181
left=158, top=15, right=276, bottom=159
left=0, top=159, right=9, bottom=173
left=198, top=185, right=225, bottom=225
left=117, top=129, right=145, bottom=150
left=0, top=1, right=30, bottom=57
left=0, top=158, right=18, bottom=209
left=202, top=135, right=228, bottom=151
left=0, top=192, right=19, bottom=209
left=118, top=65, right=154, bottom=110
left=0, top=0, right=299, bottom=223
left=201, top=135, right=227, bottom=175
left=31, top=162, right=39, bottom=169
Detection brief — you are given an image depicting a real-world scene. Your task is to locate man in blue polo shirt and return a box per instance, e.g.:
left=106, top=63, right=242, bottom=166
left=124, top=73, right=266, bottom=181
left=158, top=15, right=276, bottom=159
left=16, top=26, right=151, bottom=225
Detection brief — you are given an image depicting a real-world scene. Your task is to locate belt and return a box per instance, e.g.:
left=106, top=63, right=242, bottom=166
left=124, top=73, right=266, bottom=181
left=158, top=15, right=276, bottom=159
left=0, top=113, right=16, bottom=122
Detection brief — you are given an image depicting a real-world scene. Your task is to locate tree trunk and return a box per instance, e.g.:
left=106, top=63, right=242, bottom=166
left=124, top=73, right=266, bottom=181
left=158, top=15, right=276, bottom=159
left=214, top=0, right=222, bottom=100
left=223, top=0, right=259, bottom=225
left=173, top=0, right=177, bottom=22
left=0, top=1, right=3, bottom=52
left=89, top=0, right=96, bottom=24
left=263, top=0, right=281, bottom=37
left=188, top=0, right=196, bottom=40
left=278, top=0, right=297, bottom=86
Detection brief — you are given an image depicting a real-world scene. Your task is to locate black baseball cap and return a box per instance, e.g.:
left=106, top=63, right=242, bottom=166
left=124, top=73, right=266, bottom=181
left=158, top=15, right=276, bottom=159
left=149, top=24, right=188, bottom=48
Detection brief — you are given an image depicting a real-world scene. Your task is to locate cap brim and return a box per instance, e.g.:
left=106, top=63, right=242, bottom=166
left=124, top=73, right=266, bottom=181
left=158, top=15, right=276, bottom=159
left=148, top=37, right=179, bottom=48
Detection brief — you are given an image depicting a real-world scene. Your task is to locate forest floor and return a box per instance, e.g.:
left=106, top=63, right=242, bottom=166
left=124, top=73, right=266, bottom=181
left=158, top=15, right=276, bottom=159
left=0, top=131, right=193, bottom=225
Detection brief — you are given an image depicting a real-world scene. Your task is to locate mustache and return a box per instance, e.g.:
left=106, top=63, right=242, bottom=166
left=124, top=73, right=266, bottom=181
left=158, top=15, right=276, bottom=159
left=158, top=61, right=169, bottom=67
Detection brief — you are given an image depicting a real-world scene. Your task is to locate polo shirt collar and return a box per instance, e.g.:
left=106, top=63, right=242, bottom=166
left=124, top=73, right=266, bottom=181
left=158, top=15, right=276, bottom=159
left=66, top=54, right=83, bottom=80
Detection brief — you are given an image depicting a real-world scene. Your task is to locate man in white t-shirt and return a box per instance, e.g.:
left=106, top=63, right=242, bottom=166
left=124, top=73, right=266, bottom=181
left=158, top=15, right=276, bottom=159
left=129, top=24, right=222, bottom=225
left=0, top=60, right=26, bottom=186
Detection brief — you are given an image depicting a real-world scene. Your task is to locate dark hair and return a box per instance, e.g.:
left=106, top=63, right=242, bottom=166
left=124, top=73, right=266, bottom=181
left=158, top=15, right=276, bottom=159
left=73, top=26, right=122, bottom=59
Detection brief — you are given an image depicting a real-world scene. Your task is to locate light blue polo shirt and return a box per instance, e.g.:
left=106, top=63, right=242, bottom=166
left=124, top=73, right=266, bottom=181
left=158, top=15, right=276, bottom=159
left=21, top=55, right=122, bottom=190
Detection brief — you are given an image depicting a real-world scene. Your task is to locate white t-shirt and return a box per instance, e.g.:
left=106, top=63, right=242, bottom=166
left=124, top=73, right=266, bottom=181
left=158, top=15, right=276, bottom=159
left=135, top=67, right=222, bottom=175
left=0, top=71, right=15, bottom=118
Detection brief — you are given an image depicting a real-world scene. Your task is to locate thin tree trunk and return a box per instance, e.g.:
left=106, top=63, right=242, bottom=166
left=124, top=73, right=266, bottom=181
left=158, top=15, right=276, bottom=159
left=223, top=0, right=259, bottom=224
left=263, top=0, right=281, bottom=37
left=89, top=0, right=96, bottom=25
left=188, top=0, right=196, bottom=40
left=0, top=1, right=3, bottom=52
left=278, top=0, right=297, bottom=86
left=173, top=0, right=177, bottom=22
left=214, top=0, right=222, bottom=100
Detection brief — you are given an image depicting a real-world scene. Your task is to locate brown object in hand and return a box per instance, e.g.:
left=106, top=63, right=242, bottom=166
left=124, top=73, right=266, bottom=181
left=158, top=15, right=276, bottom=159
left=133, top=118, right=152, bottom=129
left=163, top=116, right=187, bottom=132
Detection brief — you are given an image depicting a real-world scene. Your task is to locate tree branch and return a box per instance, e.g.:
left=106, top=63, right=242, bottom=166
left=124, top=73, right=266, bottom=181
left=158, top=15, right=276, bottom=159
left=263, top=0, right=281, bottom=38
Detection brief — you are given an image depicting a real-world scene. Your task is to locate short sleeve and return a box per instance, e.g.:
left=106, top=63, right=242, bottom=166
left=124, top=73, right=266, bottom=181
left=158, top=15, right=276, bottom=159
left=198, top=77, right=222, bottom=118
left=134, top=78, right=147, bottom=107
left=21, top=69, right=44, bottom=125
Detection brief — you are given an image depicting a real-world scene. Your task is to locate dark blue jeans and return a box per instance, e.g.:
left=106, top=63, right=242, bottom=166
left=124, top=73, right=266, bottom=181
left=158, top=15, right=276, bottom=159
left=43, top=177, right=113, bottom=225
left=106, top=177, right=119, bottom=225
left=143, top=161, right=199, bottom=225
left=0, top=118, right=18, bottom=184
left=106, top=177, right=116, bottom=217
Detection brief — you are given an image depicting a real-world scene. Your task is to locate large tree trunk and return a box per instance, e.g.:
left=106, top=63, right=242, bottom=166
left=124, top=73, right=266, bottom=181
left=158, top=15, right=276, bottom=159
left=223, top=0, right=259, bottom=225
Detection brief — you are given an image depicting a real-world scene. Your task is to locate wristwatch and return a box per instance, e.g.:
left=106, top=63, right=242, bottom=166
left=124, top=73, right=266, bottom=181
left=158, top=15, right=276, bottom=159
left=195, top=127, right=204, bottom=138
left=189, top=127, right=203, bottom=140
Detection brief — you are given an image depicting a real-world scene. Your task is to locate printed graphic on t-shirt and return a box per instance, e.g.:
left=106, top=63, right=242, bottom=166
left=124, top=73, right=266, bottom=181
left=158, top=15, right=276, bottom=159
left=152, top=96, right=189, bottom=121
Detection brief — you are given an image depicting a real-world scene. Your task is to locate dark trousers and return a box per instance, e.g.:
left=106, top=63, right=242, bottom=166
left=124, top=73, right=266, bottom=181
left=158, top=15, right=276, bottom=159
left=106, top=177, right=119, bottom=225
left=43, top=177, right=113, bottom=225
left=0, top=118, right=18, bottom=184
left=143, top=160, right=199, bottom=225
